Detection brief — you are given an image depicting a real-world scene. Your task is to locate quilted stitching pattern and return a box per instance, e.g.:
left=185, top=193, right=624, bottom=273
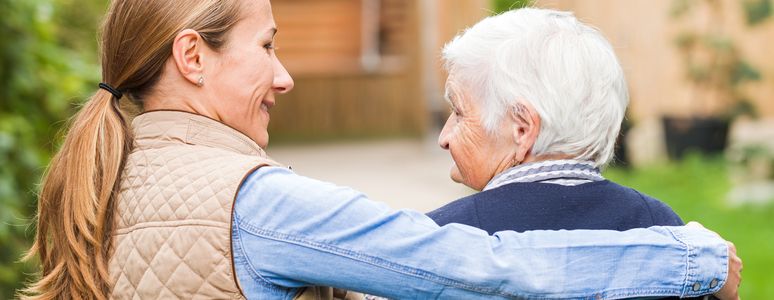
left=118, top=146, right=247, bottom=227
left=109, top=112, right=277, bottom=299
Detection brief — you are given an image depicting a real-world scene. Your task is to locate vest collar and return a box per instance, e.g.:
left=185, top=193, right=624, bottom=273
left=131, top=110, right=267, bottom=158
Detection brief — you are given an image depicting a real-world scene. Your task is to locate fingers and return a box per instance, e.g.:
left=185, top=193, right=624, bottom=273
left=714, top=241, right=743, bottom=300
left=682, top=222, right=742, bottom=300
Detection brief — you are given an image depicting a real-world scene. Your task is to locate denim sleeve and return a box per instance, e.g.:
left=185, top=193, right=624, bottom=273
left=232, top=167, right=728, bottom=299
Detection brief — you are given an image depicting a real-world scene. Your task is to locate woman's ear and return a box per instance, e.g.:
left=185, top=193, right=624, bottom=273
left=509, top=101, right=541, bottom=163
left=171, top=29, right=205, bottom=86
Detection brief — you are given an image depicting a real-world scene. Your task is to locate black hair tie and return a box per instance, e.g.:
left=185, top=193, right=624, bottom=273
left=99, top=82, right=123, bottom=99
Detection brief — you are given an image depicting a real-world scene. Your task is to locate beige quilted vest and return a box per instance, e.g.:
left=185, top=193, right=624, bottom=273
left=109, top=110, right=277, bottom=299
left=108, top=111, right=360, bottom=299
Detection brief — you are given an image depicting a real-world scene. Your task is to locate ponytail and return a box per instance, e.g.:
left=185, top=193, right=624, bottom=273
left=23, top=0, right=244, bottom=298
left=23, top=89, right=131, bottom=300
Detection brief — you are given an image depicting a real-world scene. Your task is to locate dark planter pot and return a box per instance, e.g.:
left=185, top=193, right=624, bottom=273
left=662, top=116, right=730, bottom=160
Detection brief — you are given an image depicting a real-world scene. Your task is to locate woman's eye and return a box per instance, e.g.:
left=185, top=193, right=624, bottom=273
left=263, top=42, right=275, bottom=51
left=448, top=110, right=460, bottom=123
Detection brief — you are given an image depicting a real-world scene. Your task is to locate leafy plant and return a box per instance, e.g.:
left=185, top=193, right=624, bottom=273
left=670, top=0, right=771, bottom=119
left=0, top=0, right=104, bottom=297
left=744, top=0, right=773, bottom=25
left=492, top=0, right=533, bottom=14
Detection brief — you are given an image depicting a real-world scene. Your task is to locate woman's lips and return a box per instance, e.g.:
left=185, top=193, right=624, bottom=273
left=260, top=99, right=275, bottom=112
left=259, top=100, right=274, bottom=122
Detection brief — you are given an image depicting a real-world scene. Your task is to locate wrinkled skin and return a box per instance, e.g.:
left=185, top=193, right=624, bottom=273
left=437, top=73, right=541, bottom=191
left=438, top=81, right=512, bottom=190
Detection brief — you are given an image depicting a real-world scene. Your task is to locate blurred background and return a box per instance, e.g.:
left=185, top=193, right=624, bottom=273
left=1, top=0, right=773, bottom=298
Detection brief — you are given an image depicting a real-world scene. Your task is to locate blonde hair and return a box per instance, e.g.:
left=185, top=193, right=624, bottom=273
left=23, top=1, right=243, bottom=299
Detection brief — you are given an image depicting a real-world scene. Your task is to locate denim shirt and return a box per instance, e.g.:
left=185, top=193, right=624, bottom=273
left=232, top=167, right=728, bottom=299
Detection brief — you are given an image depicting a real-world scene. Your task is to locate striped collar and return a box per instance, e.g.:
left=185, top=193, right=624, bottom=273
left=483, top=159, right=604, bottom=191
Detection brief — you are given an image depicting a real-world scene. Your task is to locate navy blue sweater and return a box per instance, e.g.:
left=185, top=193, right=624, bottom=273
left=427, top=180, right=684, bottom=235
left=427, top=180, right=688, bottom=299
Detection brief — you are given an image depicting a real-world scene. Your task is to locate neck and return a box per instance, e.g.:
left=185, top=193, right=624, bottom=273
left=145, top=98, right=210, bottom=116
left=522, top=153, right=575, bottom=165
left=142, top=82, right=220, bottom=122
left=484, top=153, right=574, bottom=191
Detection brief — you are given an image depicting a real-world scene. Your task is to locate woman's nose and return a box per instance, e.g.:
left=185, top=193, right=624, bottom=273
left=438, top=138, right=450, bottom=150
left=438, top=115, right=453, bottom=150
left=273, top=59, right=294, bottom=94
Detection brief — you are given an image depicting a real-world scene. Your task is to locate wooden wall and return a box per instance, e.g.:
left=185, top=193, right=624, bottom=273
left=272, top=0, right=363, bottom=74
left=268, top=0, right=424, bottom=142
left=266, top=0, right=492, bottom=142
left=267, top=74, right=423, bottom=141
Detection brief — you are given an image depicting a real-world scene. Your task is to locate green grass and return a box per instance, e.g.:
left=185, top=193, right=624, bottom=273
left=604, top=156, right=774, bottom=298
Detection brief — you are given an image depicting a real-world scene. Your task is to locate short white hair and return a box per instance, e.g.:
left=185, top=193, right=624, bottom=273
left=442, top=8, right=629, bottom=167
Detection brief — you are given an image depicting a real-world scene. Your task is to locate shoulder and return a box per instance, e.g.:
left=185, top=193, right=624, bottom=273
left=237, top=166, right=348, bottom=201
left=234, top=166, right=395, bottom=229
left=636, top=191, right=685, bottom=226
left=608, top=181, right=684, bottom=226
left=235, top=167, right=353, bottom=216
left=426, top=194, right=480, bottom=228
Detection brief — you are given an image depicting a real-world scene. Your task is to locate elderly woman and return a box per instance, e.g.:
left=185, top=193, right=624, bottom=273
left=25, top=1, right=739, bottom=299
left=429, top=7, right=698, bottom=260
left=424, top=9, right=746, bottom=300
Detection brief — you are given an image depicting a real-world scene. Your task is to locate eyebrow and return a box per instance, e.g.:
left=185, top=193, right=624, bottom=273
left=444, top=90, right=458, bottom=110
left=269, top=27, right=278, bottom=38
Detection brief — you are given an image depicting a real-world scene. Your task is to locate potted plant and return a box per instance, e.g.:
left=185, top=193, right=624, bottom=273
left=664, top=0, right=769, bottom=160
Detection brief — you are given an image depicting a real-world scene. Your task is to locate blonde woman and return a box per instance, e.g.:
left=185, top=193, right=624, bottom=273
left=25, top=0, right=740, bottom=299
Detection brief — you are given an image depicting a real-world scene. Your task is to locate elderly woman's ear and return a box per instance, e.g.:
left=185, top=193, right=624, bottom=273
left=508, top=101, right=541, bottom=165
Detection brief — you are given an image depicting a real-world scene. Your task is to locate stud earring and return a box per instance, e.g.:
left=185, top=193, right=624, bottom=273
left=197, top=76, right=204, bottom=87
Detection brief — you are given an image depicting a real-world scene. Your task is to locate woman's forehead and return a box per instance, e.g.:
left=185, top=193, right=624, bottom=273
left=444, top=78, right=469, bottom=100
left=240, top=0, right=275, bottom=29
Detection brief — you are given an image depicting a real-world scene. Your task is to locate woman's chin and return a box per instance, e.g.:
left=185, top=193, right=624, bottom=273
left=450, top=168, right=464, bottom=184
left=451, top=170, right=485, bottom=191
left=247, top=130, right=269, bottom=148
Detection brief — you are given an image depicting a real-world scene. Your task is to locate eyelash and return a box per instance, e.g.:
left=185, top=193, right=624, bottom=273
left=264, top=42, right=275, bottom=51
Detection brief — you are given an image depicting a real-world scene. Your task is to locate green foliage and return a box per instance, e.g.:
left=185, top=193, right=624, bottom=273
left=670, top=0, right=694, bottom=18
left=0, top=0, right=103, bottom=297
left=744, top=0, right=773, bottom=25
left=674, top=31, right=698, bottom=50
left=605, top=156, right=774, bottom=299
left=670, top=0, right=770, bottom=118
left=670, top=0, right=772, bottom=23
left=732, top=60, right=762, bottom=84
left=492, top=0, right=533, bottom=14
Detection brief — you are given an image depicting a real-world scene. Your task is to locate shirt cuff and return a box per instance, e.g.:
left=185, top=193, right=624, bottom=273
left=668, top=226, right=729, bottom=297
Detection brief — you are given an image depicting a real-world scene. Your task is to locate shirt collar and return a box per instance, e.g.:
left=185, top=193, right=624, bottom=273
left=483, top=159, right=604, bottom=191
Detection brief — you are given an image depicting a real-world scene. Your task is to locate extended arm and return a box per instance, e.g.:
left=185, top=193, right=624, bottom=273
left=232, top=167, right=728, bottom=299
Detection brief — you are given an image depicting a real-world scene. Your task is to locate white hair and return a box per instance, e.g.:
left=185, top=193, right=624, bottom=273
left=442, top=8, right=629, bottom=167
